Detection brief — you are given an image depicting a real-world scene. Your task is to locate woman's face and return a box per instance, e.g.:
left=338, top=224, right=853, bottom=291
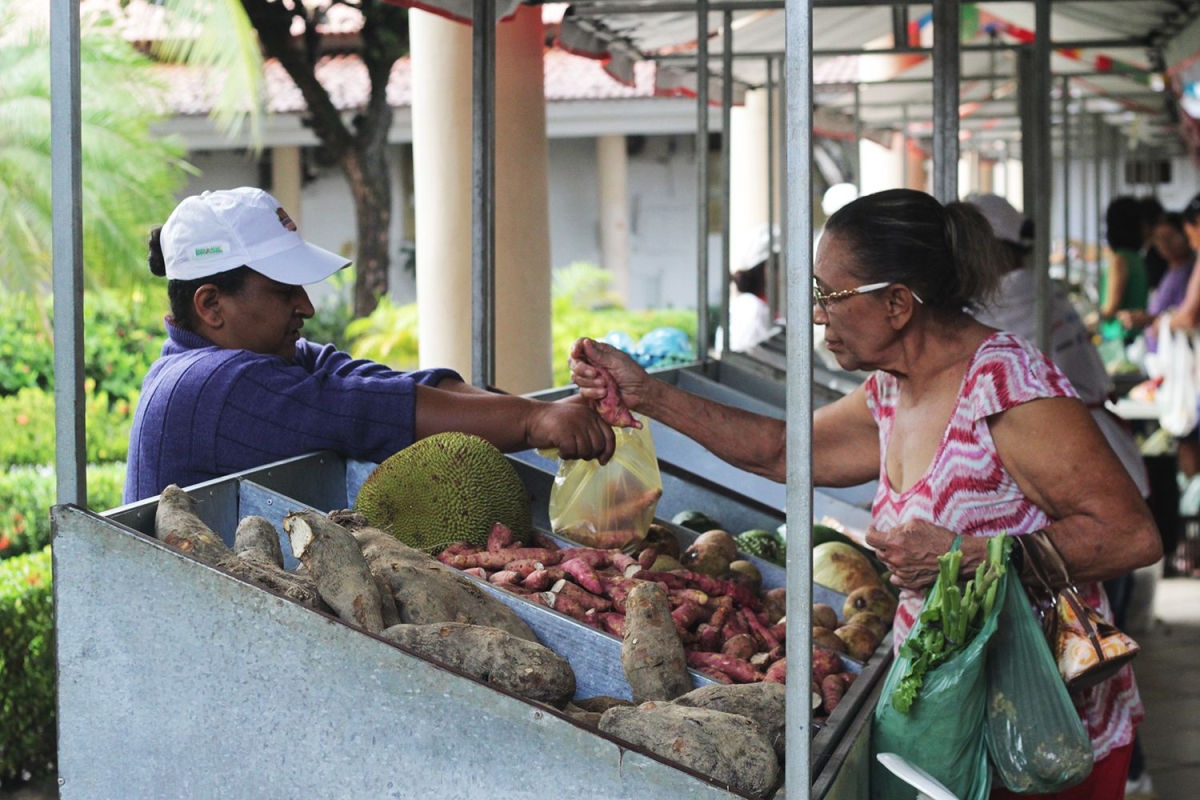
left=1183, top=220, right=1200, bottom=254
left=1154, top=223, right=1192, bottom=264
left=213, top=271, right=315, bottom=360
left=813, top=234, right=897, bottom=372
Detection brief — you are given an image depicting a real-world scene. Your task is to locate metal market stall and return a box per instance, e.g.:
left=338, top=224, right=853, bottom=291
left=48, top=0, right=1200, bottom=798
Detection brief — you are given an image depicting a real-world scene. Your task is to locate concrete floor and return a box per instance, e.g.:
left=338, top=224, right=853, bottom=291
left=1134, top=577, right=1200, bottom=800
left=3, top=577, right=1196, bottom=799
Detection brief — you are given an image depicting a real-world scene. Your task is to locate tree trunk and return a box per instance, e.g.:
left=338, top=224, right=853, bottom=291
left=343, top=146, right=391, bottom=317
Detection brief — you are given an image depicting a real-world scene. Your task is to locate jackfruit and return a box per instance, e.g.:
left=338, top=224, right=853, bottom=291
left=354, top=432, right=533, bottom=553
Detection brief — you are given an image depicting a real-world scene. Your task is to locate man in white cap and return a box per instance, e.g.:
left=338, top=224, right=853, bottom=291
left=124, top=187, right=615, bottom=503
left=723, top=224, right=776, bottom=353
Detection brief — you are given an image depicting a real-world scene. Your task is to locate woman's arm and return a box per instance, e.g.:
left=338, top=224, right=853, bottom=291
left=1100, top=252, right=1129, bottom=318
left=813, top=384, right=882, bottom=488
left=570, top=338, right=788, bottom=480
left=1171, top=258, right=1200, bottom=330
left=414, top=385, right=616, bottom=463
left=989, top=396, right=1161, bottom=583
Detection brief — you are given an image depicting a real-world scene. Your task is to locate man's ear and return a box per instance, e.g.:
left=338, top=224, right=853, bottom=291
left=192, top=285, right=224, bottom=329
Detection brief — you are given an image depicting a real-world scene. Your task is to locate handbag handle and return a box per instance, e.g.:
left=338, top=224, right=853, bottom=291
left=1016, top=531, right=1108, bottom=661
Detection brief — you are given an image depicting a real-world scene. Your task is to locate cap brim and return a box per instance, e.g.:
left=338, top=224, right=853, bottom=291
left=249, top=239, right=351, bottom=285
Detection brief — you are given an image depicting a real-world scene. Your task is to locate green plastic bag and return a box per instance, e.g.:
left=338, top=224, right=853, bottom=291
left=984, top=564, right=1094, bottom=793
left=870, top=542, right=1006, bottom=800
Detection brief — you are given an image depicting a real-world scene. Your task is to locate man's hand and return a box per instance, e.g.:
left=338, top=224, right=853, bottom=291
left=526, top=398, right=616, bottom=464
left=569, top=338, right=652, bottom=424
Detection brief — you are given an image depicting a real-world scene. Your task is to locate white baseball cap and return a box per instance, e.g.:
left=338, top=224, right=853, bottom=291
left=966, top=193, right=1030, bottom=246
left=739, top=223, right=781, bottom=271
left=160, top=187, right=350, bottom=284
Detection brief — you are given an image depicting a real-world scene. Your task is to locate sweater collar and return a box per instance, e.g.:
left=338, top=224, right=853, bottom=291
left=162, top=316, right=219, bottom=355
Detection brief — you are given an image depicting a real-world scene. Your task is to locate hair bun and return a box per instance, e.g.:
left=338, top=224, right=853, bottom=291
left=147, top=227, right=167, bottom=277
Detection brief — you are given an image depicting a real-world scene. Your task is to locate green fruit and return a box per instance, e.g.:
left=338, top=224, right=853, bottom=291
left=735, top=529, right=786, bottom=566
left=354, top=432, right=532, bottom=554
left=672, top=510, right=722, bottom=533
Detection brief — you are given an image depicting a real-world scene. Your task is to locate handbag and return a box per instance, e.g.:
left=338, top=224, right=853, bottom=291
left=1016, top=532, right=1139, bottom=694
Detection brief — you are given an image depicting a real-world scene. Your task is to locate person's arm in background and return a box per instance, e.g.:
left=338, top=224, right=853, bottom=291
left=414, top=385, right=615, bottom=463
left=1100, top=251, right=1129, bottom=319
left=1171, top=258, right=1200, bottom=330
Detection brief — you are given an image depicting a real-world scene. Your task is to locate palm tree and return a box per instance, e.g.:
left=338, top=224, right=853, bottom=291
left=0, top=0, right=192, bottom=296
left=155, top=0, right=409, bottom=316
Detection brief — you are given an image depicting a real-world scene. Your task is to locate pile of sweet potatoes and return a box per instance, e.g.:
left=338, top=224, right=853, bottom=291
left=437, top=522, right=788, bottom=685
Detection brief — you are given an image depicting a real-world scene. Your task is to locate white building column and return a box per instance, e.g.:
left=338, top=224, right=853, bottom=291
left=859, top=133, right=904, bottom=196
left=494, top=5, right=553, bottom=392
left=597, top=134, right=631, bottom=304
left=730, top=88, right=770, bottom=270
left=410, top=10, right=473, bottom=377
left=410, top=7, right=552, bottom=392
left=271, top=145, right=303, bottom=229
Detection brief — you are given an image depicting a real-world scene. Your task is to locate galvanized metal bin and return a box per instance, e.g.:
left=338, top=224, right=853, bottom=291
left=54, top=451, right=887, bottom=798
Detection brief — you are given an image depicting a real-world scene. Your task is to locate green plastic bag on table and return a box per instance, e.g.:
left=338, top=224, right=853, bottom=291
left=984, top=562, right=1094, bottom=793
left=870, top=539, right=1007, bottom=800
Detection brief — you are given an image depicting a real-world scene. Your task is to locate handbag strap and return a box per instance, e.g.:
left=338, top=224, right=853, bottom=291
left=1018, top=531, right=1110, bottom=661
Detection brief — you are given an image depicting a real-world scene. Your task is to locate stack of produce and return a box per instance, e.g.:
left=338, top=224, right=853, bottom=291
left=438, top=523, right=788, bottom=685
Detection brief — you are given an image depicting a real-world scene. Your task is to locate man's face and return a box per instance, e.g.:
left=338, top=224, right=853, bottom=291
left=219, top=271, right=314, bottom=360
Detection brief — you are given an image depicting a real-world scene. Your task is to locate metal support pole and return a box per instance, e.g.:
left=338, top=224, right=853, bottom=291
left=1061, top=75, right=1072, bottom=286
left=1032, top=0, right=1052, bottom=352
left=852, top=84, right=862, bottom=190
left=901, top=105, right=910, bottom=189
left=784, top=0, right=814, bottom=793
left=697, top=0, right=711, bottom=355
left=766, top=57, right=779, bottom=319
left=720, top=10, right=734, bottom=354
left=892, top=4, right=908, bottom=48
left=52, top=0, right=86, bottom=505
left=932, top=0, right=960, bottom=203
left=1109, top=124, right=1120, bottom=199
left=471, top=0, right=496, bottom=387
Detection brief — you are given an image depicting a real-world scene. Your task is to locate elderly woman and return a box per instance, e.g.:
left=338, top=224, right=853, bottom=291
left=571, top=188, right=1160, bottom=800
left=125, top=186, right=614, bottom=503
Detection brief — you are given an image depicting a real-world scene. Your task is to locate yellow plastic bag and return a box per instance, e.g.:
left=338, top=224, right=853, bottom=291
left=546, top=415, right=663, bottom=550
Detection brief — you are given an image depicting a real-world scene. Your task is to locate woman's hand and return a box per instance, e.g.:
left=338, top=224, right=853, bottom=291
left=866, top=520, right=968, bottom=591
left=525, top=398, right=616, bottom=464
left=569, top=338, right=653, bottom=416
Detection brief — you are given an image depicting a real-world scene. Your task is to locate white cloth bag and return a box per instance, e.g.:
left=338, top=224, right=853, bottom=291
left=1156, top=315, right=1200, bottom=437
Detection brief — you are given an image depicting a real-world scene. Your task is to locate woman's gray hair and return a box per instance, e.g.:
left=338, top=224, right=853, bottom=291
left=824, top=188, right=1004, bottom=314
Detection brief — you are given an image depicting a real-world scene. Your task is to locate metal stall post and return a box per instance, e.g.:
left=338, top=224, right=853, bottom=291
left=852, top=84, right=862, bottom=191
left=697, top=0, right=711, bottom=356
left=766, top=56, right=779, bottom=318
left=932, top=0, right=961, bottom=203
left=784, top=0, right=814, bottom=793
left=1091, top=114, right=1101, bottom=290
left=51, top=0, right=86, bottom=505
left=1061, top=75, right=1072, bottom=286
left=901, top=105, right=910, bottom=190
left=1021, top=0, right=1052, bottom=354
left=721, top=10, right=734, bottom=354
left=471, top=0, right=497, bottom=387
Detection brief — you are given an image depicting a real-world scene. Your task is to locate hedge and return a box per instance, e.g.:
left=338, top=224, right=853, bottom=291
left=0, top=463, right=126, bottom=561
left=0, top=547, right=54, bottom=784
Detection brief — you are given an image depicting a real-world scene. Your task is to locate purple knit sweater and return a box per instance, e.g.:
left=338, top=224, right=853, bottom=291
left=123, top=319, right=461, bottom=503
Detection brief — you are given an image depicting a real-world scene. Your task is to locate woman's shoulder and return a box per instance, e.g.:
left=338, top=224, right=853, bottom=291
left=964, top=332, right=1078, bottom=415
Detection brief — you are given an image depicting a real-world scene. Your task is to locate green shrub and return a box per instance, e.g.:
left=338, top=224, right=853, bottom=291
left=0, top=386, right=135, bottom=467
left=0, top=290, right=162, bottom=405
left=0, top=546, right=55, bottom=784
left=0, top=463, right=126, bottom=560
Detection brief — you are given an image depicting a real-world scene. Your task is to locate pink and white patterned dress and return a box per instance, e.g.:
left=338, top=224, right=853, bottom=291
left=865, top=331, right=1141, bottom=760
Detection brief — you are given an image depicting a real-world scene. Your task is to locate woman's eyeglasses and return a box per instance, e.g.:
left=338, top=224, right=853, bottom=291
left=812, top=281, right=924, bottom=309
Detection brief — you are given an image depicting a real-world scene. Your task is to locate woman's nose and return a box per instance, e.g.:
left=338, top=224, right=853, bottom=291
left=813, top=301, right=830, bottom=324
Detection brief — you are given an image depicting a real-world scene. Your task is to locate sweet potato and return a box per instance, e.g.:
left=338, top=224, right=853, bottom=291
left=621, top=582, right=693, bottom=703
left=742, top=609, right=781, bottom=651
left=502, top=559, right=546, bottom=578
left=821, top=673, right=846, bottom=715
left=530, top=533, right=561, bottom=551
left=599, top=704, right=780, bottom=799
left=489, top=570, right=523, bottom=587
left=381, top=622, right=576, bottom=705
left=599, top=575, right=641, bottom=613
left=812, top=646, right=843, bottom=682
left=573, top=339, right=640, bottom=428
left=764, top=658, right=787, bottom=684
left=697, top=668, right=735, bottom=684
left=684, top=651, right=763, bottom=684
left=154, top=484, right=232, bottom=565
left=444, top=548, right=562, bottom=571
left=539, top=590, right=596, bottom=624
left=763, top=587, right=787, bottom=625
left=283, top=511, right=385, bottom=633
left=672, top=682, right=787, bottom=760
left=671, top=600, right=706, bottom=632
left=596, top=611, right=628, bottom=638
left=721, top=633, right=758, bottom=662
left=351, top=524, right=536, bottom=642
left=487, top=521, right=516, bottom=552
left=551, top=579, right=612, bottom=612
left=696, top=623, right=723, bottom=652
left=560, top=558, right=605, bottom=595
left=523, top=567, right=567, bottom=591
left=555, top=547, right=611, bottom=569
